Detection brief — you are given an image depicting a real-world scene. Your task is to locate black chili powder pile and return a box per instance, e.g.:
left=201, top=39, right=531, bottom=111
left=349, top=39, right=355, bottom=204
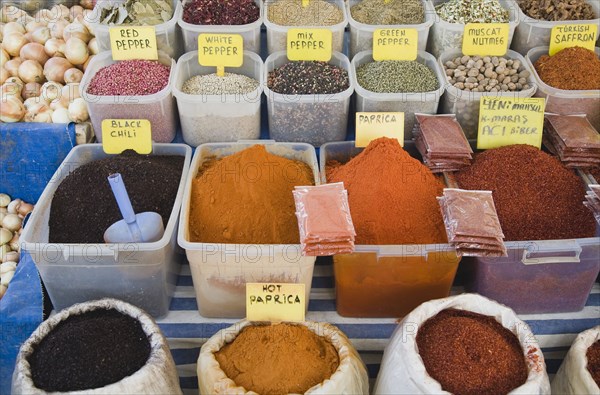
left=587, top=340, right=600, bottom=387
left=455, top=144, right=596, bottom=241
left=49, top=151, right=184, bottom=243
left=28, top=309, right=151, bottom=392
left=268, top=61, right=350, bottom=95
left=416, top=308, right=528, bottom=395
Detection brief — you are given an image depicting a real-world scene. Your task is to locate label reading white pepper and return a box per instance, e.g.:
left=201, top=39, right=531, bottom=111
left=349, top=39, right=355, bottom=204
left=549, top=24, right=598, bottom=56
left=102, top=119, right=152, bottom=154
left=462, top=23, right=509, bottom=56
left=287, top=29, right=332, bottom=61
left=109, top=26, right=158, bottom=60
left=198, top=34, right=244, bottom=76
left=373, top=28, right=418, bottom=61
left=246, top=283, right=305, bottom=322
left=355, top=112, right=404, bottom=147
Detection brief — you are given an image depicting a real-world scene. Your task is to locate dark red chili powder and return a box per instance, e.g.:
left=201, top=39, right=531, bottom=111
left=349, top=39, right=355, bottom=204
left=455, top=144, right=596, bottom=241
left=182, top=0, right=260, bottom=25
left=587, top=340, right=600, bottom=387
left=416, top=308, right=528, bottom=395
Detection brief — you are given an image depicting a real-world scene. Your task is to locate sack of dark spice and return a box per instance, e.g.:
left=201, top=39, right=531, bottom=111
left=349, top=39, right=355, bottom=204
left=552, top=326, right=600, bottom=394
left=373, top=294, right=550, bottom=395
left=12, top=298, right=182, bottom=394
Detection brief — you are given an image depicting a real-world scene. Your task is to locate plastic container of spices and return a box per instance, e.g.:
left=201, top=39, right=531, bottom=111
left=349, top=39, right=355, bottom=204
left=177, top=0, right=263, bottom=54
left=178, top=141, right=319, bottom=318
left=264, top=51, right=354, bottom=146
left=438, top=48, right=537, bottom=139
left=20, top=143, right=192, bottom=318
left=173, top=51, right=263, bottom=146
left=320, top=141, right=461, bottom=318
left=352, top=50, right=446, bottom=138
left=428, top=0, right=519, bottom=57
left=347, top=0, right=435, bottom=58
left=264, top=0, right=348, bottom=55
left=80, top=51, right=178, bottom=143
left=511, top=1, right=600, bottom=55
left=526, top=46, right=600, bottom=131
left=87, top=0, right=183, bottom=59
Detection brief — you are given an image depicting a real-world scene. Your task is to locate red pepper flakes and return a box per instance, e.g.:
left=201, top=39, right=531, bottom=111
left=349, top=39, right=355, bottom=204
left=182, top=0, right=260, bottom=25
left=587, top=340, right=600, bottom=387
left=87, top=60, right=171, bottom=96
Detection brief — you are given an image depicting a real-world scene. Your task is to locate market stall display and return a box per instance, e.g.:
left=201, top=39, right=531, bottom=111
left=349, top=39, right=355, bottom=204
left=552, top=325, right=600, bottom=394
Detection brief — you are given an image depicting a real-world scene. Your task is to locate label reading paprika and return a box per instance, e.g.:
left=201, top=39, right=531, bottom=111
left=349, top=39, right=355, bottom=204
left=109, top=26, right=158, bottom=60
left=246, top=283, right=305, bottom=322
left=198, top=34, right=244, bottom=76
left=373, top=28, right=418, bottom=61
left=462, top=23, right=510, bottom=56
left=549, top=24, right=598, bottom=56
left=287, top=29, right=332, bottom=61
left=355, top=112, right=405, bottom=147
left=102, top=119, right=152, bottom=154
left=477, top=97, right=546, bottom=150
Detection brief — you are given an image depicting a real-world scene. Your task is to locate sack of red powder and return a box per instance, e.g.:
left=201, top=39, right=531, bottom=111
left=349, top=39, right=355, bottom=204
left=552, top=326, right=600, bottom=394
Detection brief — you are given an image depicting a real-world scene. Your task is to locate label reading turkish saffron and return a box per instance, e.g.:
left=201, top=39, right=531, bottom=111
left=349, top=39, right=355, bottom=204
left=246, top=283, right=305, bottom=322
left=355, top=112, right=405, bottom=147
left=477, top=97, right=546, bottom=150
left=198, top=34, right=244, bottom=76
left=549, top=24, right=598, bottom=56
left=109, top=26, right=158, bottom=60
left=287, top=29, right=332, bottom=61
left=462, top=23, right=510, bottom=56
left=373, top=28, right=418, bottom=61
left=102, top=119, right=152, bottom=154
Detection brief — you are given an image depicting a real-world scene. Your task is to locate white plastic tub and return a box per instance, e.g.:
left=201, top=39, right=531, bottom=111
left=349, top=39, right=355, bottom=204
left=438, top=48, right=537, bottom=138
left=352, top=50, right=446, bottom=138
left=173, top=51, right=263, bottom=147
left=264, top=0, right=348, bottom=55
left=177, top=141, right=319, bottom=318
left=347, top=0, right=434, bottom=58
left=428, top=0, right=519, bottom=57
left=526, top=46, right=600, bottom=131
left=20, top=143, right=192, bottom=317
left=265, top=51, right=353, bottom=146
left=511, top=0, right=600, bottom=55
left=80, top=51, right=178, bottom=143
left=177, top=0, right=263, bottom=54
left=87, top=0, right=183, bottom=59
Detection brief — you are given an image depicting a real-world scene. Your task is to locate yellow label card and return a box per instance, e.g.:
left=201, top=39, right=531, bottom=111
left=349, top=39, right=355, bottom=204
left=198, top=34, right=244, bottom=75
left=477, top=97, right=546, bottom=150
left=246, top=283, right=306, bottom=322
left=109, top=26, right=158, bottom=60
left=549, top=24, right=598, bottom=56
left=287, top=29, right=332, bottom=61
left=102, top=119, right=152, bottom=154
left=355, top=112, right=404, bottom=147
left=462, top=23, right=510, bottom=56
left=373, top=29, right=418, bottom=61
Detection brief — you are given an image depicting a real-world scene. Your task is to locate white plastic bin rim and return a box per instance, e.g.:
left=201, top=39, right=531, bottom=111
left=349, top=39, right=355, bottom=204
left=177, top=0, right=263, bottom=29
left=263, top=0, right=348, bottom=29
left=347, top=0, right=435, bottom=30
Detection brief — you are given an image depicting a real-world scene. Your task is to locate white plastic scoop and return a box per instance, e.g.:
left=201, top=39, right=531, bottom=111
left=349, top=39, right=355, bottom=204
left=103, top=173, right=164, bottom=243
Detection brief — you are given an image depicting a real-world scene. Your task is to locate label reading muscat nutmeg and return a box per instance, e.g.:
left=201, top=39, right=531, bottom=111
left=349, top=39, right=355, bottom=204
left=102, top=119, right=152, bottom=154
left=109, top=26, right=158, bottom=60
left=355, top=112, right=405, bottom=147
left=477, top=97, right=546, bottom=150
left=198, top=34, right=244, bottom=76
left=246, top=283, right=305, bottom=322
left=549, top=24, right=598, bottom=56
left=287, top=29, right=332, bottom=61
left=373, top=28, right=418, bottom=61
left=462, top=23, right=509, bottom=56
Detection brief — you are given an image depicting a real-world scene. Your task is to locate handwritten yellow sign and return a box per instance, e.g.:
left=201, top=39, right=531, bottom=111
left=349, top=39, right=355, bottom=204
left=246, top=283, right=306, bottom=322
left=109, top=26, right=158, bottom=60
left=549, top=24, right=598, bottom=56
left=102, top=119, right=152, bottom=154
left=477, top=97, right=546, bottom=150
left=373, top=28, right=418, bottom=61
left=462, top=23, right=510, bottom=56
left=198, top=34, right=243, bottom=76
left=355, top=112, right=404, bottom=147
left=287, top=29, right=332, bottom=61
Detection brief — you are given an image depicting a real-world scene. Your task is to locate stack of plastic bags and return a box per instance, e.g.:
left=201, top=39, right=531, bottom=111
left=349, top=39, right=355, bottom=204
left=293, top=183, right=356, bottom=256
left=413, top=114, right=473, bottom=173
left=584, top=185, right=600, bottom=224
left=544, top=114, right=600, bottom=168
left=438, top=188, right=507, bottom=257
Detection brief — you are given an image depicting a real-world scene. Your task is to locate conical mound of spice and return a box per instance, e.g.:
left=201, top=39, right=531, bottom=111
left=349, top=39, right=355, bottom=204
left=326, top=137, right=447, bottom=245
left=534, top=46, right=600, bottom=90
left=189, top=145, right=314, bottom=244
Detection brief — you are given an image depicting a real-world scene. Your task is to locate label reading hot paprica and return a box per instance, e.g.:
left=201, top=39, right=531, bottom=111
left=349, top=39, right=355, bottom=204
left=198, top=34, right=244, bottom=70
left=109, top=26, right=158, bottom=60
left=373, top=28, right=418, bottom=61
left=246, top=283, right=305, bottom=322
left=462, top=23, right=510, bottom=56
left=287, top=29, right=332, bottom=61
left=549, top=24, right=598, bottom=56
left=355, top=112, right=404, bottom=147
left=102, top=119, right=152, bottom=154
left=477, top=97, right=546, bottom=150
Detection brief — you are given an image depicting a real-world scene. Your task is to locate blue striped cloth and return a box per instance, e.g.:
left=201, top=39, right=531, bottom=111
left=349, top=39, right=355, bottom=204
left=156, top=261, right=600, bottom=394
